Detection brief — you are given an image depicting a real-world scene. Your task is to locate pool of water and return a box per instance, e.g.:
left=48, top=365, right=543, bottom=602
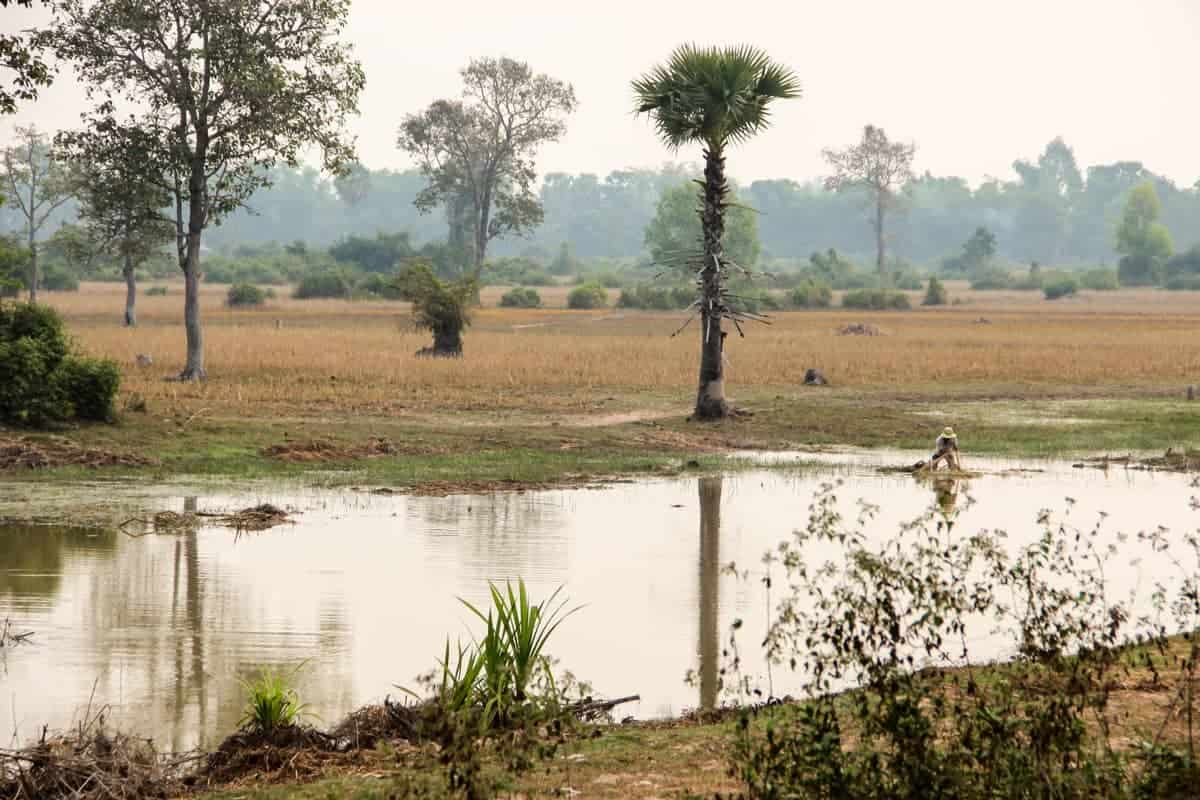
left=0, top=453, right=1196, bottom=751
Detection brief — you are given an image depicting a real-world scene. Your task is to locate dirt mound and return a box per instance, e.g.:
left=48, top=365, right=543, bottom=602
left=199, top=726, right=346, bottom=787
left=329, top=697, right=426, bottom=751
left=0, top=717, right=184, bottom=799
left=1073, top=449, right=1200, bottom=473
left=261, top=436, right=398, bottom=463
left=118, top=505, right=295, bottom=536
left=0, top=436, right=156, bottom=471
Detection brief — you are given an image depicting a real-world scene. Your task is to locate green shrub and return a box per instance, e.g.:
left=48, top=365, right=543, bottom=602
left=922, top=276, right=947, bottom=306
left=358, top=272, right=403, bottom=299
left=969, top=268, right=1013, bottom=290
left=0, top=302, right=118, bottom=427
left=567, top=282, right=607, bottom=310
left=595, top=272, right=624, bottom=289
left=1080, top=268, right=1119, bottom=291
left=226, top=282, right=269, bottom=307
left=732, top=288, right=783, bottom=314
left=1043, top=275, right=1078, bottom=300
left=616, top=285, right=693, bottom=310
left=499, top=287, right=542, bottom=308
left=40, top=265, right=80, bottom=292
left=790, top=280, right=833, bottom=309
left=1165, top=274, right=1200, bottom=291
left=145, top=286, right=168, bottom=296
left=842, top=288, right=911, bottom=310
left=893, top=272, right=923, bottom=291
left=293, top=272, right=351, bottom=299
left=56, top=357, right=120, bottom=421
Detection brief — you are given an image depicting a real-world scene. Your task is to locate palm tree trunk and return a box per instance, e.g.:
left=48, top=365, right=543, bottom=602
left=698, top=476, right=722, bottom=711
left=695, top=148, right=729, bottom=420
left=123, top=253, right=137, bottom=327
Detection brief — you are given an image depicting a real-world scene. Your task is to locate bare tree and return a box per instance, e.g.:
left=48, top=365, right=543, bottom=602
left=48, top=0, right=364, bottom=380
left=822, top=125, right=915, bottom=279
left=399, top=57, right=577, bottom=279
left=0, top=125, right=72, bottom=303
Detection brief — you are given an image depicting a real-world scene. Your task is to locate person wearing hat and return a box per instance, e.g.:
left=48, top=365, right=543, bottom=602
left=928, top=427, right=960, bottom=471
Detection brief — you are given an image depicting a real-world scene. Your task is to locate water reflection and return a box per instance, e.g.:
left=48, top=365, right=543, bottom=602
left=698, top=477, right=722, bottom=711
left=1, top=457, right=1196, bottom=749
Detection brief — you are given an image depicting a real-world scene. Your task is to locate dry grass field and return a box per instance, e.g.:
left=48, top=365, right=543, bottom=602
left=40, top=281, right=1200, bottom=422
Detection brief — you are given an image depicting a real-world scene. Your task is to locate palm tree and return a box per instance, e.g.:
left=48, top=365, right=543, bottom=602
left=633, top=45, right=799, bottom=419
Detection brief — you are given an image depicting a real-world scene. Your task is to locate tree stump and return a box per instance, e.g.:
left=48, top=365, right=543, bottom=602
left=803, top=368, right=828, bottom=386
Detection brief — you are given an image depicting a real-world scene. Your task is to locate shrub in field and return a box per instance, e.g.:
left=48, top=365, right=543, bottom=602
left=358, top=272, right=403, bottom=299
left=145, top=285, right=168, bottom=296
left=731, top=288, right=783, bottom=314
left=969, top=267, right=1013, bottom=290
left=722, top=485, right=1200, bottom=800
left=1080, top=268, right=1119, bottom=291
left=567, top=282, right=608, bottom=309
left=790, top=280, right=833, bottom=309
left=40, top=264, right=80, bottom=292
left=1043, top=275, right=1078, bottom=300
left=293, top=271, right=351, bottom=299
left=922, top=276, right=947, bottom=306
left=892, top=272, right=922, bottom=291
left=395, top=259, right=475, bottom=357
left=0, top=302, right=119, bottom=426
left=617, top=285, right=693, bottom=310
left=1165, top=274, right=1200, bottom=291
left=226, top=282, right=269, bottom=307
left=842, top=288, right=910, bottom=310
left=499, top=287, right=542, bottom=308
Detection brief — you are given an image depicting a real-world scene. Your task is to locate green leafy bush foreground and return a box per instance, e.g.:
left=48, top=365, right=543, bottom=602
left=0, top=302, right=120, bottom=426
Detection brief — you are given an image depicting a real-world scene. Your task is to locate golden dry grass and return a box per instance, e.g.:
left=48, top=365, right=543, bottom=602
left=37, top=281, right=1200, bottom=420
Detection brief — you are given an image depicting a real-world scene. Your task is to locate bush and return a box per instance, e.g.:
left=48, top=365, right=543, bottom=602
left=790, top=280, right=833, bottom=309
left=595, top=272, right=624, bottom=289
left=0, top=302, right=119, bottom=426
left=1080, top=268, right=1119, bottom=291
left=40, top=265, right=80, bottom=292
left=922, top=276, right=947, bottom=306
left=616, top=285, right=693, bottom=310
left=567, top=283, right=607, bottom=310
left=1165, top=274, right=1200, bottom=291
left=56, top=357, right=120, bottom=421
left=293, top=272, right=351, bottom=299
left=1043, top=275, right=1078, bottom=300
left=499, top=287, right=542, bottom=308
left=892, top=272, right=923, bottom=291
left=358, top=272, right=403, bottom=300
left=842, top=288, right=911, bottom=310
left=226, top=283, right=269, bottom=307
left=145, top=286, right=168, bottom=296
left=732, top=288, right=783, bottom=314
left=969, top=267, right=1013, bottom=290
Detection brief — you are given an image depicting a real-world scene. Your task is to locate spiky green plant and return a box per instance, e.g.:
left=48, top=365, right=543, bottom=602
left=238, top=664, right=311, bottom=734
left=461, top=579, right=580, bottom=723
left=632, top=45, right=799, bottom=420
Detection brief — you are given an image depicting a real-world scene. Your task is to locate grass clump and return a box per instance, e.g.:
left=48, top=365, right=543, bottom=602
left=238, top=664, right=312, bottom=734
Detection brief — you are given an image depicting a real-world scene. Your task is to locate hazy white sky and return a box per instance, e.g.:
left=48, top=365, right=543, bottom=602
left=4, top=0, right=1199, bottom=187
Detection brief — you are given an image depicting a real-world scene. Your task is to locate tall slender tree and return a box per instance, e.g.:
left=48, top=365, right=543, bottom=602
left=822, top=125, right=915, bottom=279
left=399, top=57, right=577, bottom=279
left=0, top=125, right=72, bottom=303
left=633, top=44, right=799, bottom=420
left=48, top=0, right=364, bottom=380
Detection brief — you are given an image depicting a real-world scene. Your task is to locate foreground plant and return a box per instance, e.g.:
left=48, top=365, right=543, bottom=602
left=720, top=484, right=1200, bottom=799
left=238, top=664, right=311, bottom=735
left=633, top=45, right=799, bottom=420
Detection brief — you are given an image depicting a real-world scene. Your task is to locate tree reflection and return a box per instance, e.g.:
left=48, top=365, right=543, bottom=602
left=698, top=476, right=722, bottom=711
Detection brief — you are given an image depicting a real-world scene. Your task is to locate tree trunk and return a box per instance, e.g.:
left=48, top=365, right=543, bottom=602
left=27, top=234, right=37, bottom=304
left=123, top=254, right=137, bottom=327
left=875, top=195, right=886, bottom=281
left=695, top=149, right=729, bottom=420
left=698, top=476, right=722, bottom=711
left=416, top=326, right=463, bottom=358
left=178, top=162, right=206, bottom=381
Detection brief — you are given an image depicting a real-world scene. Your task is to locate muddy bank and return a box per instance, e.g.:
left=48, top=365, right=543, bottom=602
left=1072, top=448, right=1200, bottom=473
left=0, top=435, right=156, bottom=471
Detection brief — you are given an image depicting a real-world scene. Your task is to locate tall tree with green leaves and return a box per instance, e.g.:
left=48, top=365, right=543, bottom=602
left=633, top=44, right=799, bottom=420
left=0, top=125, right=72, bottom=303
left=1116, top=182, right=1173, bottom=286
left=57, top=116, right=175, bottom=326
left=399, top=57, right=577, bottom=280
left=1, top=0, right=51, bottom=115
left=48, top=0, right=364, bottom=379
left=822, top=125, right=915, bottom=279
left=644, top=181, right=761, bottom=272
